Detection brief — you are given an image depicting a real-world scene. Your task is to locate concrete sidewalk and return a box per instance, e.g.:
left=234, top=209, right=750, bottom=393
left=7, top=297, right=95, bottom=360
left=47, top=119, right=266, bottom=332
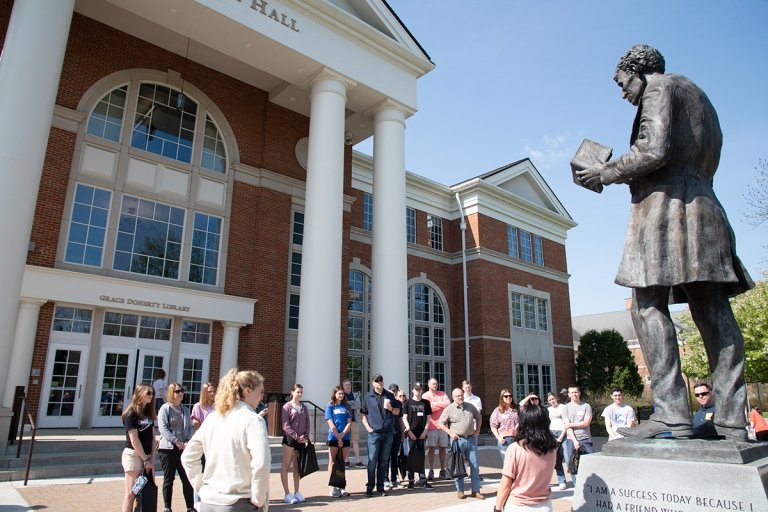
left=4, top=446, right=575, bottom=511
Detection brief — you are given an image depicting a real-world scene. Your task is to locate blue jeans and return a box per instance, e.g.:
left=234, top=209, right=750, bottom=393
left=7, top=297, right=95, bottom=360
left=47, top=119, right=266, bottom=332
left=563, top=438, right=593, bottom=484
left=452, top=437, right=480, bottom=494
left=367, top=430, right=393, bottom=491
left=550, top=430, right=566, bottom=484
left=496, top=435, right=514, bottom=462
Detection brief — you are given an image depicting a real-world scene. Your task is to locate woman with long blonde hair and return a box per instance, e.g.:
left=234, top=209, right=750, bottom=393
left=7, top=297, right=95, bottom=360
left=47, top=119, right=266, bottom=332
left=489, top=388, right=519, bottom=461
left=191, top=382, right=216, bottom=430
left=121, top=382, right=157, bottom=512
left=181, top=369, right=270, bottom=511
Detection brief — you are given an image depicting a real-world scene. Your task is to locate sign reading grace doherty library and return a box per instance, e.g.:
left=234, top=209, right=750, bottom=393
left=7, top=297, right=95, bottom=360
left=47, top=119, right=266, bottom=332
left=99, top=295, right=191, bottom=313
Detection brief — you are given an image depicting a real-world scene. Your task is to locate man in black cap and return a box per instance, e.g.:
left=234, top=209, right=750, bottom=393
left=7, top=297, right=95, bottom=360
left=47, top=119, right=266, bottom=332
left=360, top=374, right=398, bottom=497
left=402, top=382, right=433, bottom=490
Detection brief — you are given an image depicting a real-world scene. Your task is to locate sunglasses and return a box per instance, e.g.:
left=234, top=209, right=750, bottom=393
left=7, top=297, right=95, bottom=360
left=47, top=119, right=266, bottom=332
left=174, top=389, right=185, bottom=394
left=503, top=395, right=512, bottom=398
left=694, top=392, right=710, bottom=398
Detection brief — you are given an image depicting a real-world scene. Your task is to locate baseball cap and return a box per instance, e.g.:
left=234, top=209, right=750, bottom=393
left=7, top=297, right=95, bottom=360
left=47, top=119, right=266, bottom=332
left=413, top=382, right=423, bottom=389
left=372, top=374, right=384, bottom=382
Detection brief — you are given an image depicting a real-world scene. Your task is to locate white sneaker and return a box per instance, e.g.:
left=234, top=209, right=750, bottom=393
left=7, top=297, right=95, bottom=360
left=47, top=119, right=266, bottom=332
left=383, top=481, right=392, bottom=490
left=329, top=487, right=342, bottom=498
left=558, top=482, right=567, bottom=490
left=284, top=493, right=297, bottom=504
left=294, top=491, right=306, bottom=503
left=340, top=489, right=349, bottom=496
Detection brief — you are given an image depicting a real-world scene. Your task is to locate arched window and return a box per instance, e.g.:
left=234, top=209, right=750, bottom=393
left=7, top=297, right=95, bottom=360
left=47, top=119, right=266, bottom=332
left=347, top=269, right=372, bottom=394
left=408, top=282, right=449, bottom=389
left=62, top=77, right=234, bottom=288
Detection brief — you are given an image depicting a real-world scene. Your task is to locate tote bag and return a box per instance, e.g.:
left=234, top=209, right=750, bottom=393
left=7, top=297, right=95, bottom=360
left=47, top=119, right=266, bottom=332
left=298, top=441, right=319, bottom=478
left=328, top=448, right=347, bottom=488
left=447, top=439, right=467, bottom=479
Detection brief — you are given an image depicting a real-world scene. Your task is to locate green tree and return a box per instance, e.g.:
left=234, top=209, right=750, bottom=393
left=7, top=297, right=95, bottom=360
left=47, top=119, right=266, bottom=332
left=575, top=328, right=644, bottom=397
left=680, top=277, right=768, bottom=382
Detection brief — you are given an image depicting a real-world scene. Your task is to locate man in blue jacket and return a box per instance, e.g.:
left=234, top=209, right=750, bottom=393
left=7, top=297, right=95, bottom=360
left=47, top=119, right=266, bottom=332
left=360, top=374, right=400, bottom=497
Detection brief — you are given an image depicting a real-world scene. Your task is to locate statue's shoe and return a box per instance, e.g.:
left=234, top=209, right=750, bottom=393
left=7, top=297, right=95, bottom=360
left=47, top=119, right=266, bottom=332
left=715, top=425, right=748, bottom=442
left=617, top=420, right=693, bottom=439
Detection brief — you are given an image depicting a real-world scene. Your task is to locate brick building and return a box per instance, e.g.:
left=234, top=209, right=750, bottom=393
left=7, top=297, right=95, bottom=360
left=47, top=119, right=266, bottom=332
left=0, top=0, right=575, bottom=430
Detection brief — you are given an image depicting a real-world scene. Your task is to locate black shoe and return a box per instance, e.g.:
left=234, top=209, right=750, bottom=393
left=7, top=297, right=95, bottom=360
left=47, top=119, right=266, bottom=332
left=617, top=419, right=693, bottom=439
left=345, top=461, right=350, bottom=468
left=378, top=490, right=388, bottom=497
left=423, top=482, right=434, bottom=490
left=407, top=482, right=414, bottom=490
left=365, top=489, right=374, bottom=498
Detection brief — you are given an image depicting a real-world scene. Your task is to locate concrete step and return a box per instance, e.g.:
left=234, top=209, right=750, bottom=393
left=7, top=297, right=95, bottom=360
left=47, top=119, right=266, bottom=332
left=0, top=434, right=368, bottom=482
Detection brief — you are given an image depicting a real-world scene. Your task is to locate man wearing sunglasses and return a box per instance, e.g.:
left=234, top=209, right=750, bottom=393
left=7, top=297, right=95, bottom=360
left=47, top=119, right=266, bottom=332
left=692, top=383, right=716, bottom=438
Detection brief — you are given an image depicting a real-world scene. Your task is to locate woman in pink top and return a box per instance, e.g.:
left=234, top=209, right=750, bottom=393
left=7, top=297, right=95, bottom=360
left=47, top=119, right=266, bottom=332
left=494, top=403, right=558, bottom=512
left=191, top=382, right=216, bottom=430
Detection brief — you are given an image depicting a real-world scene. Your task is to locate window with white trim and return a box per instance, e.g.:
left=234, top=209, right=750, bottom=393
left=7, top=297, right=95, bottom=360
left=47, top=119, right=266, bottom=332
left=65, top=184, right=111, bottom=267
left=189, top=213, right=222, bottom=285
left=103, top=312, right=172, bottom=341
left=514, top=362, right=552, bottom=402
left=181, top=320, right=211, bottom=344
left=66, top=80, right=232, bottom=288
left=511, top=292, right=549, bottom=332
left=52, top=306, right=93, bottom=333
left=363, top=193, right=373, bottom=231
left=427, top=215, right=443, bottom=251
left=409, top=283, right=448, bottom=389
left=508, top=225, right=544, bottom=266
left=113, top=195, right=185, bottom=280
left=406, top=207, right=416, bottom=244
left=347, top=269, right=372, bottom=395
left=286, top=210, right=304, bottom=330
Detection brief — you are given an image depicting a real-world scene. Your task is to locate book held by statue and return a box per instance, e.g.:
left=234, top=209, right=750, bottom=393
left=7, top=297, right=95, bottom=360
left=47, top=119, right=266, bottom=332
left=571, top=139, right=612, bottom=193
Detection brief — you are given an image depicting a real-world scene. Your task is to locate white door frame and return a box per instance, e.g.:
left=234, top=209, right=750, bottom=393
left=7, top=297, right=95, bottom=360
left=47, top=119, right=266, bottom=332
left=38, top=343, right=90, bottom=428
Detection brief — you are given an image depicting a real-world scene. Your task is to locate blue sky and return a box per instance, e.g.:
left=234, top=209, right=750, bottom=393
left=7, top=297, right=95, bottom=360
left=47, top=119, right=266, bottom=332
left=357, top=0, right=768, bottom=316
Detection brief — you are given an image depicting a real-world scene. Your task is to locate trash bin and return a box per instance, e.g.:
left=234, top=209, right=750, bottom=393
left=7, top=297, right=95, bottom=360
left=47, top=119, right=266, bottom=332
left=265, top=392, right=289, bottom=437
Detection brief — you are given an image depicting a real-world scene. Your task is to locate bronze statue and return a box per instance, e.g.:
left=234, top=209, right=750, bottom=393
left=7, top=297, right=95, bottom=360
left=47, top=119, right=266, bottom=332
left=576, top=44, right=754, bottom=441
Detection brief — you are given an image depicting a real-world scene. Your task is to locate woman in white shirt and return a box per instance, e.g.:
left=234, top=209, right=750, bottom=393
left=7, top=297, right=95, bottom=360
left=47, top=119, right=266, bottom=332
left=181, top=369, right=270, bottom=512
left=546, top=392, right=567, bottom=490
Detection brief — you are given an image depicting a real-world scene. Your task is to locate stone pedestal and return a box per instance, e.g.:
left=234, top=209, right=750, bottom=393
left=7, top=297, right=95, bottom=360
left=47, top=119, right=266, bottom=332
left=572, top=439, right=768, bottom=512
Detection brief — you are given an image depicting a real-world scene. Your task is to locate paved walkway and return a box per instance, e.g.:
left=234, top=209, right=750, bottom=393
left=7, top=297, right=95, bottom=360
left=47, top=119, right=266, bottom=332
left=2, top=447, right=575, bottom=511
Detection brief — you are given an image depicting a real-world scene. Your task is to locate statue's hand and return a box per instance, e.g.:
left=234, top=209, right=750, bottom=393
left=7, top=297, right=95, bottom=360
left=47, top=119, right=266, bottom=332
left=576, top=166, right=603, bottom=188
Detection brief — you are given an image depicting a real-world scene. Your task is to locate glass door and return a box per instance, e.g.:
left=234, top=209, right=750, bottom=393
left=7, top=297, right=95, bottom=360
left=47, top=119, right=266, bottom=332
left=92, top=348, right=136, bottom=427
left=38, top=344, right=90, bottom=428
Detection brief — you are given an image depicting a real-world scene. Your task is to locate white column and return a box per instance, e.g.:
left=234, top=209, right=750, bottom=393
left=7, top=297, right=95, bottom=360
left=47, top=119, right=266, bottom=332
left=0, top=0, right=75, bottom=402
left=2, top=299, right=47, bottom=408
left=220, top=322, right=244, bottom=376
left=370, top=103, right=409, bottom=388
left=295, top=71, right=350, bottom=405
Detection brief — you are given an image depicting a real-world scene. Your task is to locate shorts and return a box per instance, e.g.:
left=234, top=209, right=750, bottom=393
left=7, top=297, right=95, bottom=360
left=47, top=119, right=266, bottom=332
left=121, top=447, right=144, bottom=472
left=426, top=429, right=449, bottom=448
left=349, top=421, right=359, bottom=441
left=328, top=439, right=350, bottom=447
left=282, top=435, right=299, bottom=448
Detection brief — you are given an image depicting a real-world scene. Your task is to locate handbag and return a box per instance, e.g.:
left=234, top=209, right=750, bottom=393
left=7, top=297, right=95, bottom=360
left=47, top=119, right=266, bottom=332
left=568, top=445, right=586, bottom=475
left=447, top=439, right=467, bottom=479
left=133, top=469, right=157, bottom=512
left=328, top=447, right=346, bottom=488
left=406, top=438, right=425, bottom=474
left=297, top=441, right=319, bottom=478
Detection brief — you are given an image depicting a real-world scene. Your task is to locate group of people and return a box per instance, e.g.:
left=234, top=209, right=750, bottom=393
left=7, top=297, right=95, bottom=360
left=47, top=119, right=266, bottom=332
left=122, top=366, right=759, bottom=512
left=121, top=371, right=268, bottom=512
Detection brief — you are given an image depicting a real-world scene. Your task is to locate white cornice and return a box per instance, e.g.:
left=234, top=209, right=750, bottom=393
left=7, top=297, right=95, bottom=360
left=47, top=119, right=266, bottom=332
left=52, top=105, right=85, bottom=133
left=285, top=0, right=434, bottom=77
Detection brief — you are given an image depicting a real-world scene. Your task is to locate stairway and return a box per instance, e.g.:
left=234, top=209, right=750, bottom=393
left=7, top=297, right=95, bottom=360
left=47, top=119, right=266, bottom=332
left=0, top=428, right=355, bottom=482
